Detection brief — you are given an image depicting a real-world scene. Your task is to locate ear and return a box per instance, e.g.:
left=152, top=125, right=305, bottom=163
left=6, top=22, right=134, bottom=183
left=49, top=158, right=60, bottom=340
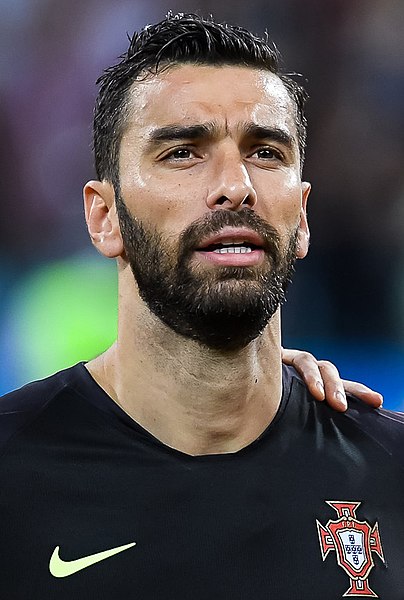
left=296, top=181, right=311, bottom=259
left=83, top=180, right=124, bottom=258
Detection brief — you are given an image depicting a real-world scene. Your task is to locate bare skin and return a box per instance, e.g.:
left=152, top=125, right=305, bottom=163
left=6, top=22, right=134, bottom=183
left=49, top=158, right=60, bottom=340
left=83, top=64, right=380, bottom=456
left=282, top=348, right=383, bottom=411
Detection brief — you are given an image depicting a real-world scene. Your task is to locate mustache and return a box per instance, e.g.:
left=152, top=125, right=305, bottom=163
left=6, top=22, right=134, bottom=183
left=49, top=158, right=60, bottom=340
left=178, top=209, right=282, bottom=266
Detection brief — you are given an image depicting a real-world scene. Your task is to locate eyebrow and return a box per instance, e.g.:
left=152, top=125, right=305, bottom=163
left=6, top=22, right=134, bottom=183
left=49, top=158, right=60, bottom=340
left=145, top=122, right=295, bottom=150
left=242, top=124, right=295, bottom=149
left=146, top=124, right=214, bottom=146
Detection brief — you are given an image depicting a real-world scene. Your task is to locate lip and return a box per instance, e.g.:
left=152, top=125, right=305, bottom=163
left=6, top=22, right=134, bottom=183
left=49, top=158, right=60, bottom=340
left=194, top=227, right=266, bottom=268
left=195, top=248, right=265, bottom=267
left=196, top=227, right=265, bottom=250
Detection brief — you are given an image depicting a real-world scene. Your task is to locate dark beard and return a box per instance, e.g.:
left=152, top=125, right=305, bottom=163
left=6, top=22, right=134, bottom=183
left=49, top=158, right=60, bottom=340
left=116, top=196, right=298, bottom=351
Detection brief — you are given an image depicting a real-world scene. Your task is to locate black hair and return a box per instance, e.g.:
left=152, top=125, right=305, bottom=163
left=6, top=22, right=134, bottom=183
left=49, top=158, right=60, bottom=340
left=94, top=13, right=308, bottom=187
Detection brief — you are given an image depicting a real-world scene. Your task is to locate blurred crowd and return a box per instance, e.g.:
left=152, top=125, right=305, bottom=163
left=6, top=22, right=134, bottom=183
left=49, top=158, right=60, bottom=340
left=1, top=0, right=403, bottom=406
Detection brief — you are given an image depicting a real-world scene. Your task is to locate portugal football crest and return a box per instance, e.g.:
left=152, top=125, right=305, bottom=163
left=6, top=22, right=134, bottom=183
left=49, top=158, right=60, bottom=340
left=316, top=501, right=385, bottom=597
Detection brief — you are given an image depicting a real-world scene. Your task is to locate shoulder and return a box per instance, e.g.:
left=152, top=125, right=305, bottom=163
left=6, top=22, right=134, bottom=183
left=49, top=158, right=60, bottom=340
left=344, top=396, right=404, bottom=452
left=342, top=398, right=404, bottom=472
left=283, top=363, right=404, bottom=468
left=0, top=363, right=86, bottom=449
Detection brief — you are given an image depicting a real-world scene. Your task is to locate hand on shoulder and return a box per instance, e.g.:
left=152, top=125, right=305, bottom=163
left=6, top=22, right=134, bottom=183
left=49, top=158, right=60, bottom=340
left=281, top=348, right=383, bottom=412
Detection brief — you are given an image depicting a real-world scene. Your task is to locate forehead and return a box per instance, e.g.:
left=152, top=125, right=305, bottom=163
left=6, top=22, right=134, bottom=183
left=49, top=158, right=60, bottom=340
left=124, top=64, right=298, bottom=138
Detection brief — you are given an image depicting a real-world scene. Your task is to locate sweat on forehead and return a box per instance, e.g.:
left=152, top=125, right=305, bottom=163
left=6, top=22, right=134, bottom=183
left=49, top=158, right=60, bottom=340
left=93, top=13, right=308, bottom=186
left=122, top=65, right=298, bottom=140
left=116, top=65, right=301, bottom=190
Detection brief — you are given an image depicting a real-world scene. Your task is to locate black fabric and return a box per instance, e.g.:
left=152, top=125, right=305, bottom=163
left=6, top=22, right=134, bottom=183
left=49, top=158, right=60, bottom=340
left=0, top=363, right=403, bottom=599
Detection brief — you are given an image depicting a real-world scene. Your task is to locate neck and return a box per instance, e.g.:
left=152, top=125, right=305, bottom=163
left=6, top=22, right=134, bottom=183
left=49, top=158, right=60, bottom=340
left=87, top=299, right=283, bottom=456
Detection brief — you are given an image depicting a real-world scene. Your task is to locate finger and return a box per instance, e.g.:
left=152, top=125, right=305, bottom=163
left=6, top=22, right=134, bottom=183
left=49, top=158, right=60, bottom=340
left=282, top=348, right=382, bottom=411
left=281, top=348, right=326, bottom=401
left=317, top=360, right=347, bottom=412
left=342, top=380, right=383, bottom=408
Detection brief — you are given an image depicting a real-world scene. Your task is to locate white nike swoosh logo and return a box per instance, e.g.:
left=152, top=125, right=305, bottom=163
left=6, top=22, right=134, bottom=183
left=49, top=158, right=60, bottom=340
left=49, top=542, right=136, bottom=577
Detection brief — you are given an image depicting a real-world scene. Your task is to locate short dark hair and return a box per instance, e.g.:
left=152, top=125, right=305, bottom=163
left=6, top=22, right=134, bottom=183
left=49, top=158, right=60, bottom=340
left=94, top=13, right=308, bottom=187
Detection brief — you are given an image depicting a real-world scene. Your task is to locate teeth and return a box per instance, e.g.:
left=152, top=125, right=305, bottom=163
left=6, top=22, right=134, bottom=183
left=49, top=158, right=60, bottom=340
left=214, top=246, right=252, bottom=254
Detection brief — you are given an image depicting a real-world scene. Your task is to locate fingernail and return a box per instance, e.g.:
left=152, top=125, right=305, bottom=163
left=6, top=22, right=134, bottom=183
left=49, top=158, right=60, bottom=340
left=335, top=390, right=347, bottom=407
left=316, top=381, right=325, bottom=395
left=375, top=394, right=383, bottom=407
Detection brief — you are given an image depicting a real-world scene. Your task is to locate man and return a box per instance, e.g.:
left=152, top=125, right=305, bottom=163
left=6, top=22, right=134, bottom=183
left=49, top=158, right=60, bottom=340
left=0, top=14, right=400, bottom=599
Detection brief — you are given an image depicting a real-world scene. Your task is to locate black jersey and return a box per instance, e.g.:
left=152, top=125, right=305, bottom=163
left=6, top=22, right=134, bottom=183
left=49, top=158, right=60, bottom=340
left=0, top=363, right=403, bottom=599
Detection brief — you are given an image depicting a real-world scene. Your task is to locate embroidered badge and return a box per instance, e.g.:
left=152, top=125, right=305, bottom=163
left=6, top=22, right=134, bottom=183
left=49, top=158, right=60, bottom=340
left=316, top=501, right=385, bottom=598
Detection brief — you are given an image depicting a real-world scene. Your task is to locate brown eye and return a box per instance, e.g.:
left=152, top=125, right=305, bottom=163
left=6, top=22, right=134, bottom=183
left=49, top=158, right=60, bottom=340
left=170, top=148, right=192, bottom=160
left=255, top=148, right=278, bottom=160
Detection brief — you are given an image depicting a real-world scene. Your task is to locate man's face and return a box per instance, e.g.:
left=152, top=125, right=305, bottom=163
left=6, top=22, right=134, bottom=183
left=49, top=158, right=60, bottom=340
left=116, top=65, right=310, bottom=350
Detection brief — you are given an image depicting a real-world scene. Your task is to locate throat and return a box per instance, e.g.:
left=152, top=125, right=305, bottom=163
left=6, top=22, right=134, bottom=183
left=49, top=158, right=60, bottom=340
left=170, top=390, right=280, bottom=456
left=92, top=314, right=283, bottom=456
left=129, top=348, right=282, bottom=456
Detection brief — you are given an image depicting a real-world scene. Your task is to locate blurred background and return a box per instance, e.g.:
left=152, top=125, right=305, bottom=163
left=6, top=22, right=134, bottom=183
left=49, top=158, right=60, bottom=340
left=1, top=0, right=403, bottom=408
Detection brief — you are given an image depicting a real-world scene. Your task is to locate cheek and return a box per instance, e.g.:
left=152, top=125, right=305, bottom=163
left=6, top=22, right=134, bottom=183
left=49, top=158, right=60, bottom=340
left=256, top=172, right=303, bottom=227
left=121, top=171, right=205, bottom=236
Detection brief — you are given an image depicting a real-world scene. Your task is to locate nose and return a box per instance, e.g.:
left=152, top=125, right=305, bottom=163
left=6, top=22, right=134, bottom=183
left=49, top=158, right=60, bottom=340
left=205, top=148, right=258, bottom=211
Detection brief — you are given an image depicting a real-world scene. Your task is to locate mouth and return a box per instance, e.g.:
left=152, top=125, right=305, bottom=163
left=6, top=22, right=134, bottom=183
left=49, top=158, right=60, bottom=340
left=197, top=228, right=265, bottom=250
left=201, top=241, right=260, bottom=254
left=194, top=228, right=266, bottom=267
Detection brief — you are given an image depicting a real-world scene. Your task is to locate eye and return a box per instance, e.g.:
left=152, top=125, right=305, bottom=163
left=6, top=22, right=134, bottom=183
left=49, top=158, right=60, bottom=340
left=251, top=147, right=283, bottom=161
left=165, top=147, right=195, bottom=161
